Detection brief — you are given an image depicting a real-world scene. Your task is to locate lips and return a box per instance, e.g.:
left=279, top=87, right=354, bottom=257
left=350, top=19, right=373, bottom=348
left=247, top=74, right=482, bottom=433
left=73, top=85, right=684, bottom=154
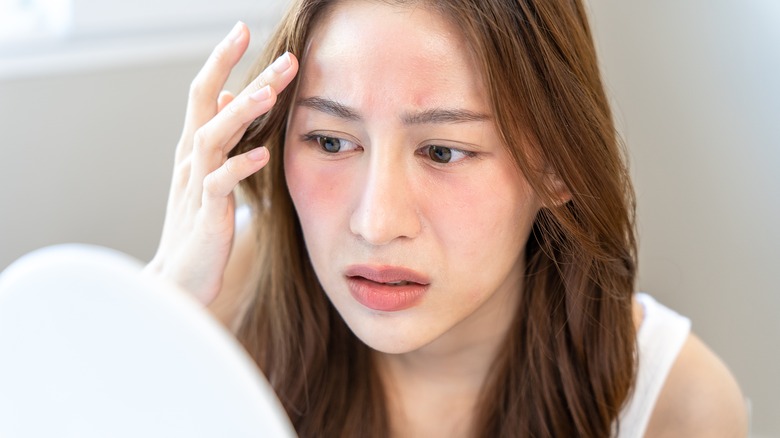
left=344, top=265, right=430, bottom=312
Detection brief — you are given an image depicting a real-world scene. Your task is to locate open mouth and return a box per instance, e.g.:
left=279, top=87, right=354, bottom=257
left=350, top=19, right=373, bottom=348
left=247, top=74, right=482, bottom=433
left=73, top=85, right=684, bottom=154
left=349, top=278, right=419, bottom=287
left=343, top=265, right=430, bottom=286
left=383, top=280, right=412, bottom=286
left=344, top=265, right=430, bottom=311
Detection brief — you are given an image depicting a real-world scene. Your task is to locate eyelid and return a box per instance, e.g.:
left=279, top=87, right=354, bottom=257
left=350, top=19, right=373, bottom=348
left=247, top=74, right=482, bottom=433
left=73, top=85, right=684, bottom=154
left=417, top=143, right=477, bottom=165
left=302, top=132, right=362, bottom=153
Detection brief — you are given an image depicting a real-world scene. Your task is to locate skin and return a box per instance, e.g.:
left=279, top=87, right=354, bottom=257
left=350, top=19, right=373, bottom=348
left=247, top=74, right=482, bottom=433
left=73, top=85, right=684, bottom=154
left=148, top=2, right=749, bottom=437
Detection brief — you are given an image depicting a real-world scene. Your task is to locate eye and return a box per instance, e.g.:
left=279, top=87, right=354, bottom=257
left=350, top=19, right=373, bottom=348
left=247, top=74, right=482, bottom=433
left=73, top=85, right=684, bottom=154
left=306, top=135, right=360, bottom=154
left=318, top=136, right=343, bottom=153
left=424, top=145, right=472, bottom=164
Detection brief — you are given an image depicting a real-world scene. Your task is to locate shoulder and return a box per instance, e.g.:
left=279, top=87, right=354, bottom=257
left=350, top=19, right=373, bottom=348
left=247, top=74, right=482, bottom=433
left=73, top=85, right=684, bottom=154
left=644, top=332, right=749, bottom=437
left=207, top=205, right=260, bottom=332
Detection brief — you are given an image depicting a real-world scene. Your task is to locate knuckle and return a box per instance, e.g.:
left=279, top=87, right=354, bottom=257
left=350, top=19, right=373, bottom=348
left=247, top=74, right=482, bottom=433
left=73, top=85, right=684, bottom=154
left=256, top=70, right=273, bottom=90
left=211, top=42, right=230, bottom=65
left=202, top=171, right=221, bottom=198
left=173, top=160, right=191, bottom=186
left=226, top=99, right=240, bottom=116
left=223, top=156, right=239, bottom=177
left=193, top=128, right=211, bottom=151
left=189, top=78, right=204, bottom=100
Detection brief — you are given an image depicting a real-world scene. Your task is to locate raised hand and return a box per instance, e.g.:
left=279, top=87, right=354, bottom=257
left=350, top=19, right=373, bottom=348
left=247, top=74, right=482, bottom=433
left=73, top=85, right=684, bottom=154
left=145, top=22, right=298, bottom=304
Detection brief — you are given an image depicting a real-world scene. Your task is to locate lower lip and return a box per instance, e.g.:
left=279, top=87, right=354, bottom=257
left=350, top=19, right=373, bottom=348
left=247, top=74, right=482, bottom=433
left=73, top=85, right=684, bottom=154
left=346, top=277, right=428, bottom=312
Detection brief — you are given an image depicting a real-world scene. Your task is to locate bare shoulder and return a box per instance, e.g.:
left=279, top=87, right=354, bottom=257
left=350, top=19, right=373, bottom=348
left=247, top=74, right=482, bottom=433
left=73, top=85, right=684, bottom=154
left=644, top=332, right=749, bottom=437
left=207, top=206, right=260, bottom=332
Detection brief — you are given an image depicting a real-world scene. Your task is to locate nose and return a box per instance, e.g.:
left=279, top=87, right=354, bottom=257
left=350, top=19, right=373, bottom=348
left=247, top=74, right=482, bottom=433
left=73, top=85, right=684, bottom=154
left=349, top=154, right=421, bottom=246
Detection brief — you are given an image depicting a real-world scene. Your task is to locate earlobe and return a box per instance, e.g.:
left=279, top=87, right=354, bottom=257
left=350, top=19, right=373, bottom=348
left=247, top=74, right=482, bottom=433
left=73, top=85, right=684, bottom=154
left=543, top=173, right=572, bottom=208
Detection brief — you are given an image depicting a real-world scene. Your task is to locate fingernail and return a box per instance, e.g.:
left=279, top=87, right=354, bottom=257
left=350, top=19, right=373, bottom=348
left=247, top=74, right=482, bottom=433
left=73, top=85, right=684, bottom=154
left=270, top=52, right=291, bottom=73
left=248, top=147, right=268, bottom=161
left=249, top=85, right=272, bottom=102
left=227, top=21, right=244, bottom=42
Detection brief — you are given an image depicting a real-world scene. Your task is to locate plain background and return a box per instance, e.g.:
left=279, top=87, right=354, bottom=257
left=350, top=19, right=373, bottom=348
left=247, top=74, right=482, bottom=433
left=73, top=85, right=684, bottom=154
left=1, top=1, right=777, bottom=436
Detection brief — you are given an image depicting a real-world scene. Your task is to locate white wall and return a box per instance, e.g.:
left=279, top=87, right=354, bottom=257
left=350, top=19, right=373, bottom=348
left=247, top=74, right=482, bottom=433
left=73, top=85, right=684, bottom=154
left=0, top=2, right=284, bottom=264
left=587, top=1, right=780, bottom=436
left=0, top=59, right=189, bottom=266
left=0, top=1, right=777, bottom=436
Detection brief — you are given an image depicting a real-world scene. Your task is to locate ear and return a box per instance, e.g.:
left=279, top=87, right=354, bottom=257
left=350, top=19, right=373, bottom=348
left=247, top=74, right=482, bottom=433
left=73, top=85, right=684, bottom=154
left=542, top=172, right=572, bottom=208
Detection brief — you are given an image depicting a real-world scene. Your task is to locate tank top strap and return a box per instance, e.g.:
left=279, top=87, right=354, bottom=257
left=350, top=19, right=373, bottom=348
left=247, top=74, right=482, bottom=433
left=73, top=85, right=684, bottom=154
left=615, top=293, right=691, bottom=437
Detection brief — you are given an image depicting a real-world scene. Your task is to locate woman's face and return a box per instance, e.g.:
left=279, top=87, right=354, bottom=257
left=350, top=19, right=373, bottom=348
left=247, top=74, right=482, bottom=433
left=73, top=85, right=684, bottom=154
left=284, top=0, right=540, bottom=354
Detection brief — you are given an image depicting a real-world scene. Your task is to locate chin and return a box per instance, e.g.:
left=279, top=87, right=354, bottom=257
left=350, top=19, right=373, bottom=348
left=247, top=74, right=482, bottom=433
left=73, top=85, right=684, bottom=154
left=344, top=317, right=437, bottom=355
left=357, top=335, right=427, bottom=355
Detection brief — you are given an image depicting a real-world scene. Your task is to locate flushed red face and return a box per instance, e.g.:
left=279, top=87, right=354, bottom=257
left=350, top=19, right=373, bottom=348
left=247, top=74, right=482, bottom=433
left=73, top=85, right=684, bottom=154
left=284, top=0, right=540, bottom=354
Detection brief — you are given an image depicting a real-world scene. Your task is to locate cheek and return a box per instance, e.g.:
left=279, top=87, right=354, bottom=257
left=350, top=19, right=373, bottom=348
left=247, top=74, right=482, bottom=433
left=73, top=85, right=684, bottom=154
left=285, top=152, right=351, bottom=239
left=426, top=171, right=534, bottom=245
left=422, top=167, right=537, bottom=286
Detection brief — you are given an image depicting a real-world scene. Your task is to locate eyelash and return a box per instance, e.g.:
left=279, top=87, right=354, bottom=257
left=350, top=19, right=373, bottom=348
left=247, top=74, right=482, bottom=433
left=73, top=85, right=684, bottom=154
left=416, top=145, right=475, bottom=164
left=301, top=134, right=476, bottom=165
left=301, top=134, right=361, bottom=154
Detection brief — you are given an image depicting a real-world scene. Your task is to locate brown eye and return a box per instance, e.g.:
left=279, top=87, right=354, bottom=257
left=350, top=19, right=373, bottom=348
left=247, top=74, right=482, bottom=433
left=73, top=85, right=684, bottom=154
left=427, top=145, right=452, bottom=163
left=317, top=136, right=342, bottom=153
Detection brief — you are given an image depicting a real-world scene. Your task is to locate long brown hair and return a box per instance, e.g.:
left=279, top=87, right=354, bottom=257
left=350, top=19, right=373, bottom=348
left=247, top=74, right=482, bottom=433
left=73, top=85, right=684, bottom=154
left=231, top=0, right=637, bottom=436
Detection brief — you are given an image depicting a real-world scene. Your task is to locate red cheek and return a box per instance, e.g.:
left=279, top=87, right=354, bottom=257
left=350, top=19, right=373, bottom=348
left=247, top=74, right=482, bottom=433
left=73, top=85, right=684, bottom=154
left=287, top=158, right=352, bottom=216
left=420, top=172, right=499, bottom=227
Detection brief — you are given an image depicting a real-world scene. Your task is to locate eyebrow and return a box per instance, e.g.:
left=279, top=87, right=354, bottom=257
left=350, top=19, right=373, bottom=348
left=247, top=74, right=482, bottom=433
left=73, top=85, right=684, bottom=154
left=296, top=96, right=491, bottom=125
left=297, top=96, right=361, bottom=121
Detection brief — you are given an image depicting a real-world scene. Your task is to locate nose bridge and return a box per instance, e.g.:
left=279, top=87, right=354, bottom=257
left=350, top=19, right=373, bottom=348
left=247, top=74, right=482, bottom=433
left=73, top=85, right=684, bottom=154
left=350, top=144, right=420, bottom=245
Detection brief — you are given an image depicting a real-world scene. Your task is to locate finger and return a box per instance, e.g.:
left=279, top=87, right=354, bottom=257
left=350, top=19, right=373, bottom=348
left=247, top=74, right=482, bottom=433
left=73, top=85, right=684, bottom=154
left=235, top=51, right=299, bottom=102
left=201, top=147, right=270, bottom=210
left=209, top=52, right=298, bottom=155
left=179, top=22, right=250, bottom=155
left=189, top=85, right=276, bottom=193
left=224, top=121, right=251, bottom=153
left=188, top=53, right=298, bottom=189
left=217, top=91, right=235, bottom=113
left=218, top=92, right=250, bottom=155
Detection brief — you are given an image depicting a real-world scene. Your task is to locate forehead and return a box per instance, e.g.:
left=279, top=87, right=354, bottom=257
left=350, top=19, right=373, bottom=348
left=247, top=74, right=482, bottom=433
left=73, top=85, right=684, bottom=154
left=297, top=0, right=488, bottom=113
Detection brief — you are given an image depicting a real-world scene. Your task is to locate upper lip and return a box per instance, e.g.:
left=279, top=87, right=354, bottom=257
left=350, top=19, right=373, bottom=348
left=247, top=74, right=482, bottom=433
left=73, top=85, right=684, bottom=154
left=344, top=265, right=430, bottom=285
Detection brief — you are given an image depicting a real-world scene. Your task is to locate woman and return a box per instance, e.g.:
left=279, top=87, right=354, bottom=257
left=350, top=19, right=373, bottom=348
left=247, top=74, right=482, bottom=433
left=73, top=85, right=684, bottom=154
left=146, top=0, right=748, bottom=436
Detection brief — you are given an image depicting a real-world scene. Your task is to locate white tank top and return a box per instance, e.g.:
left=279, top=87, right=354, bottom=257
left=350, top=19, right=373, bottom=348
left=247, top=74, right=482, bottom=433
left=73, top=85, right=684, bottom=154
left=615, top=293, right=691, bottom=437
